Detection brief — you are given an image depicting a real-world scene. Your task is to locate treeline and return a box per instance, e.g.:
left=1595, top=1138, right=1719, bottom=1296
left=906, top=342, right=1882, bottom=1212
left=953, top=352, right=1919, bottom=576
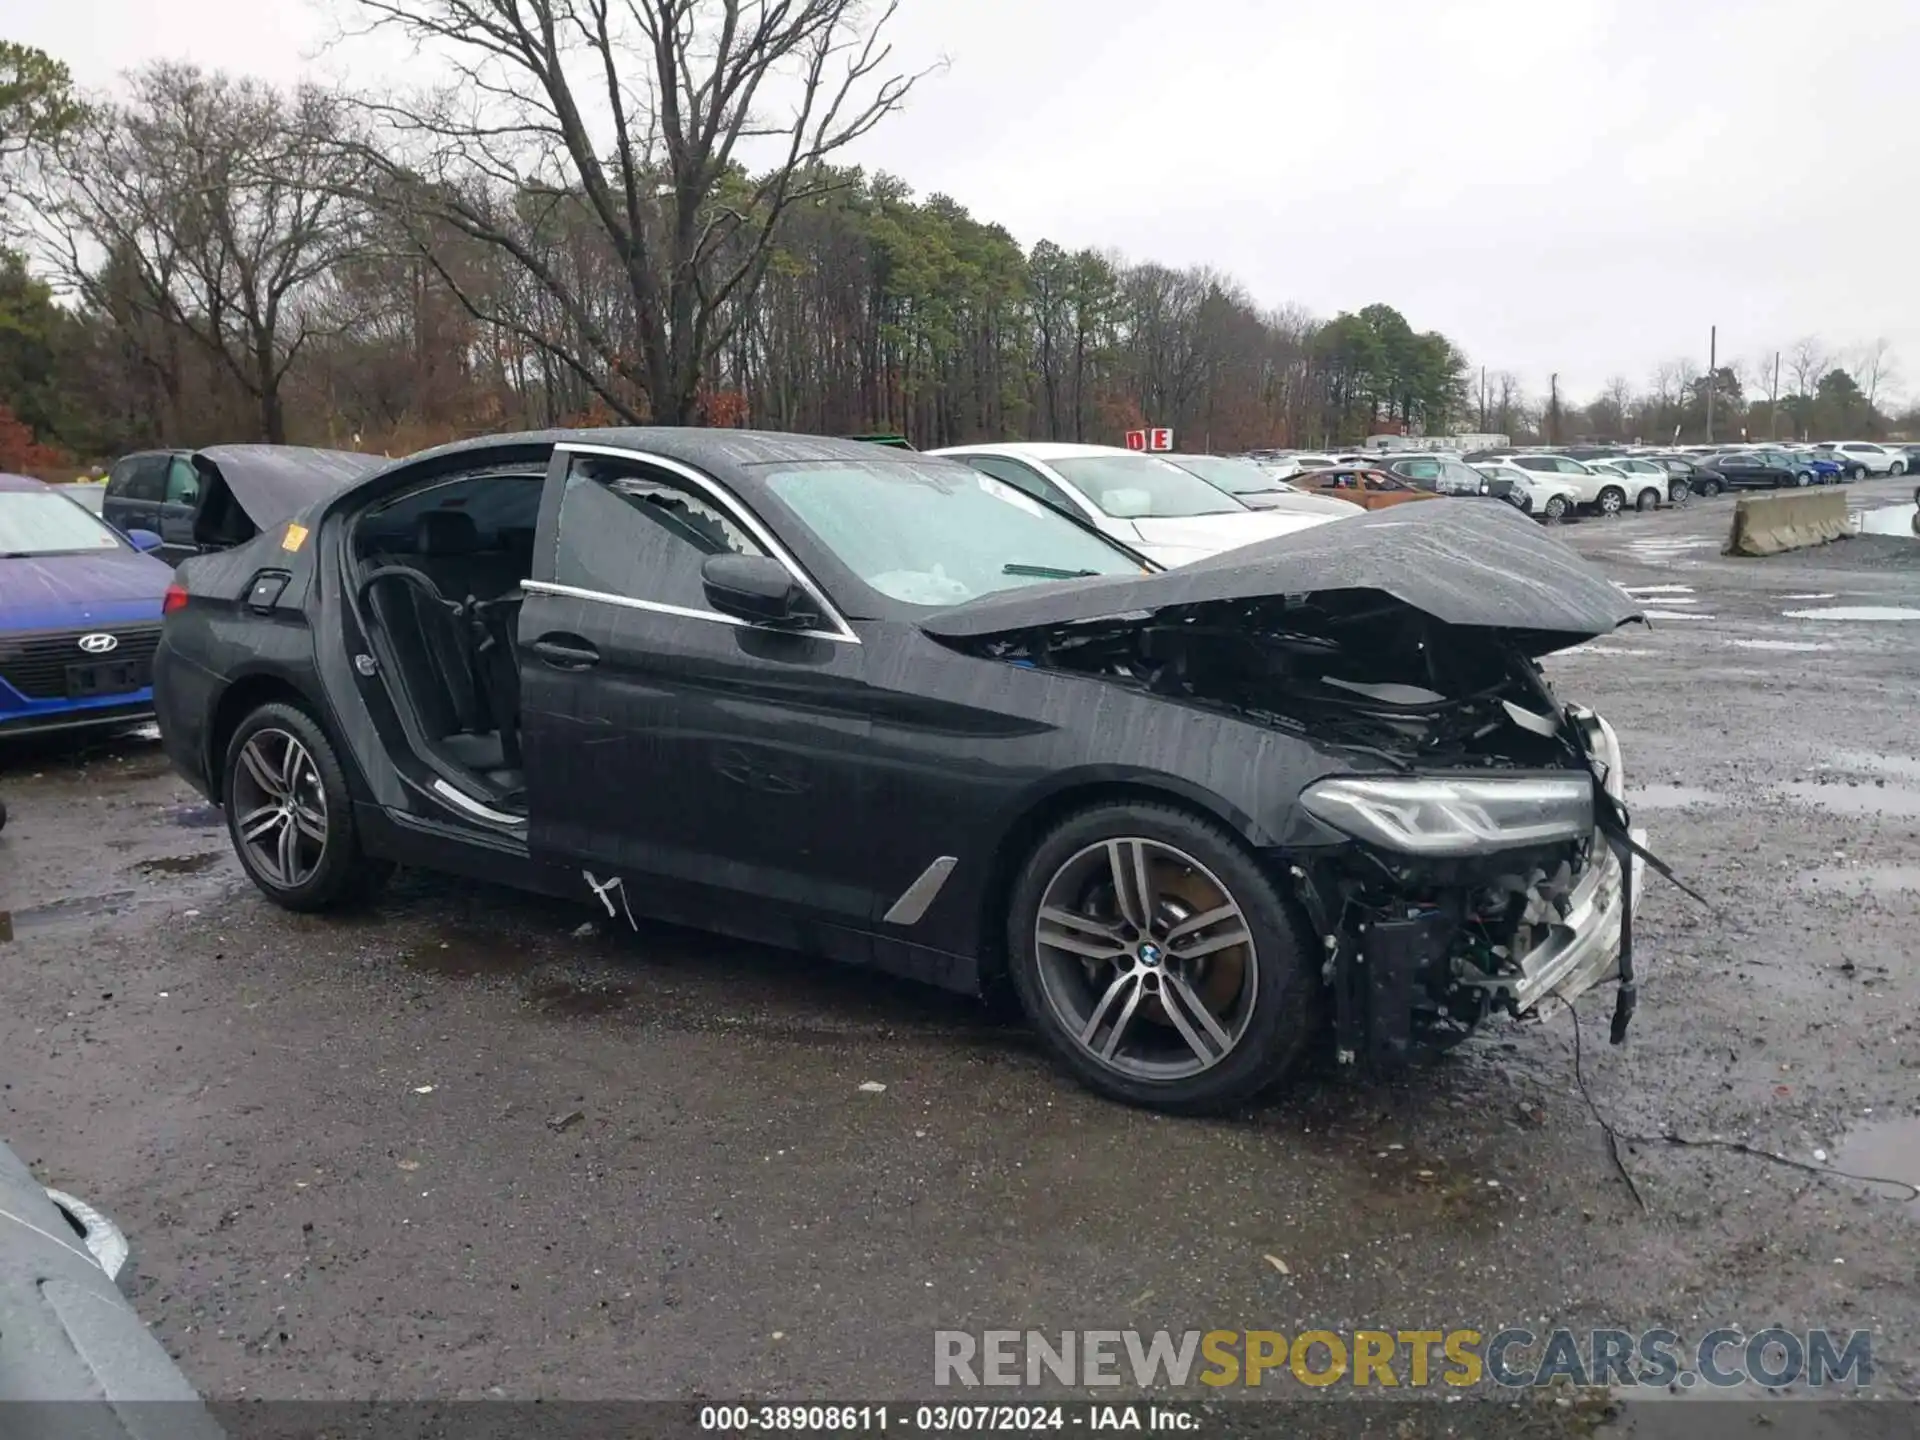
left=0, top=23, right=1468, bottom=466
left=0, top=15, right=1909, bottom=473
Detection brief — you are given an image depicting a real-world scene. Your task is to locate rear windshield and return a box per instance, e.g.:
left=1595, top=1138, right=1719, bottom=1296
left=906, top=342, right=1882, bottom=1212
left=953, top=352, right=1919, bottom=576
left=1165, top=455, right=1277, bottom=496
left=0, top=491, right=125, bottom=557
left=1049, top=455, right=1242, bottom=518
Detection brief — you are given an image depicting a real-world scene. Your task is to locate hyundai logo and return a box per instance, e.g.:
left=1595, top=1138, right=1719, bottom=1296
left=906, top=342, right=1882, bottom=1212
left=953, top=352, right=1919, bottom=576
left=77, top=632, right=119, bottom=655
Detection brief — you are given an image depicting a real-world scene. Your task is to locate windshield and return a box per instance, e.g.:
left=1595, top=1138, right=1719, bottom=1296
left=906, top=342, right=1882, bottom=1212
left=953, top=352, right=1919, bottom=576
left=1165, top=455, right=1277, bottom=496
left=1048, top=455, right=1243, bottom=518
left=764, top=459, right=1148, bottom=608
left=0, top=491, right=126, bottom=557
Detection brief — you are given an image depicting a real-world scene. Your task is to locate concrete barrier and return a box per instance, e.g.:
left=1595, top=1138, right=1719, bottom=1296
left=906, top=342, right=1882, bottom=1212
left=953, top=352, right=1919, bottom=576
left=1725, top=489, right=1850, bottom=557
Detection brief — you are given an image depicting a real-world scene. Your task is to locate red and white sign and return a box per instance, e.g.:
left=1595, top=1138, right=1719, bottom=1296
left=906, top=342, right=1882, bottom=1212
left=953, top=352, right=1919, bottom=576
left=1148, top=427, right=1174, bottom=452
left=1123, top=429, right=1147, bottom=451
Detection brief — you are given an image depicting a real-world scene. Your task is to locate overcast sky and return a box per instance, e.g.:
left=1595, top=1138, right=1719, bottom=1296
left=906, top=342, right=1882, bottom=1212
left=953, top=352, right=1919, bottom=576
left=15, top=0, right=1918, bottom=405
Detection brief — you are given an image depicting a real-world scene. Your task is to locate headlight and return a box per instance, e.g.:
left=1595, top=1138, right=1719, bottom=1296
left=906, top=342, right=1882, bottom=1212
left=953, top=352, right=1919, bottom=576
left=1300, top=775, right=1594, bottom=856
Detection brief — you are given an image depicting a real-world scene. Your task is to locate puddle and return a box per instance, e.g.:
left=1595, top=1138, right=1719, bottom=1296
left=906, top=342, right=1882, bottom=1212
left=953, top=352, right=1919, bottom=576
left=1832, top=1118, right=1920, bottom=1212
left=1565, top=644, right=1656, bottom=657
left=1832, top=751, right=1920, bottom=781
left=1644, top=610, right=1715, bottom=620
left=167, top=803, right=225, bottom=830
left=525, top=978, right=634, bottom=1017
left=1728, top=639, right=1832, bottom=652
left=1854, top=503, right=1918, bottom=537
left=1802, top=864, right=1920, bottom=895
left=1783, top=606, right=1920, bottom=621
left=0, top=890, right=143, bottom=939
left=1620, top=584, right=1695, bottom=595
left=1778, top=782, right=1920, bottom=819
left=404, top=926, right=536, bottom=977
left=1781, top=592, right=1836, bottom=600
left=1632, top=783, right=1725, bottom=809
left=135, top=853, right=222, bottom=876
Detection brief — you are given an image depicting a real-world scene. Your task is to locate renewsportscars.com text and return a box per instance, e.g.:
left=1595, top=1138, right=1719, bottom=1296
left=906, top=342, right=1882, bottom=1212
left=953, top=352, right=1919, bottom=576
left=933, top=1328, right=1873, bottom=1390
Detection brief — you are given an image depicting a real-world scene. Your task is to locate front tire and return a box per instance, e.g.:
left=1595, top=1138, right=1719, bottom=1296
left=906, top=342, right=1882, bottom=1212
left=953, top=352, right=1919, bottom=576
left=1542, top=495, right=1569, bottom=521
left=223, top=701, right=390, bottom=912
left=1005, top=802, right=1319, bottom=1114
left=1596, top=486, right=1625, bottom=516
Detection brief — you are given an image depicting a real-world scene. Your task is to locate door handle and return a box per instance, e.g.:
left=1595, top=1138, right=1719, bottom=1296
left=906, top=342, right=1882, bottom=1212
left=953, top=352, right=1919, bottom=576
left=532, top=635, right=600, bottom=670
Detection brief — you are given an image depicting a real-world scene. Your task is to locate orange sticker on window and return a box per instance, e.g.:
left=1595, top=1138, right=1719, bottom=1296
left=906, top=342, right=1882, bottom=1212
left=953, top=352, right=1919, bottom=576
left=282, top=523, right=309, bottom=552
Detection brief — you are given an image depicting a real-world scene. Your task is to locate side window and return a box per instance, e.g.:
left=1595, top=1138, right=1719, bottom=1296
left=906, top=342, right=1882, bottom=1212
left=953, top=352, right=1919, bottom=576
left=1515, top=457, right=1550, bottom=472
left=961, top=456, right=1079, bottom=515
left=114, top=455, right=167, bottom=501
left=554, top=456, right=766, bottom=612
left=1397, top=459, right=1439, bottom=480
left=165, top=456, right=201, bottom=505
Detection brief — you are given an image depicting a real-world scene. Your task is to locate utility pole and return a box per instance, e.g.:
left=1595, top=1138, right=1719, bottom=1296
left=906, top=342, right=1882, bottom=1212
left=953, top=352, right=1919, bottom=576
left=1705, top=325, right=1717, bottom=444
left=1548, top=373, right=1560, bottom=445
left=1771, top=350, right=1781, bottom=440
left=1479, top=366, right=1487, bottom=432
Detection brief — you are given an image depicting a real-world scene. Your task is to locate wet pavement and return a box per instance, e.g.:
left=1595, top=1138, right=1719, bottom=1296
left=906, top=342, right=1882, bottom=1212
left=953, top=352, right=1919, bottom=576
left=2, top=478, right=1919, bottom=1407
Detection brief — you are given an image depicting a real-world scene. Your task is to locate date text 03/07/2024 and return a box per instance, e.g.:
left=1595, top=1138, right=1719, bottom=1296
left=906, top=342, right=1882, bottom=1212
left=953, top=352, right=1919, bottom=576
left=698, top=1405, right=1190, bottom=1432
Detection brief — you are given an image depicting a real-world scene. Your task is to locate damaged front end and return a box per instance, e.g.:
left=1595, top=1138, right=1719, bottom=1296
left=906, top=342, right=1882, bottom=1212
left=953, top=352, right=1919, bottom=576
left=950, top=584, right=1651, bottom=1072
left=1288, top=706, right=1646, bottom=1070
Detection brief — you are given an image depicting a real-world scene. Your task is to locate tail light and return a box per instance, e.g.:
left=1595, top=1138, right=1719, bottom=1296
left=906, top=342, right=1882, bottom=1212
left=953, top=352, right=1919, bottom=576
left=162, top=582, right=189, bottom=616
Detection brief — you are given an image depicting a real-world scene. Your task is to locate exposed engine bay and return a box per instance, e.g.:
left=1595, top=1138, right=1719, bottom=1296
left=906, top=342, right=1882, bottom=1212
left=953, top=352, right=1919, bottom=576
left=958, top=592, right=1654, bottom=1070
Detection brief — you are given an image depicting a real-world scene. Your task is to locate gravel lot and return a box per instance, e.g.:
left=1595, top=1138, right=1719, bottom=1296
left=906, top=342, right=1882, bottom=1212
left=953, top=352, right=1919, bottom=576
left=3, top=479, right=1918, bottom=1412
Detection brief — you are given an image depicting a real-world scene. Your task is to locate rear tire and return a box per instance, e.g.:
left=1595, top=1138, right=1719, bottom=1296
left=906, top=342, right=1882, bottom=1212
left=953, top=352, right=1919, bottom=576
left=223, top=701, right=391, bottom=912
left=1700, top=478, right=1723, bottom=497
left=1794, top=470, right=1812, bottom=487
left=1892, top=460, right=1908, bottom=477
left=1005, top=802, right=1320, bottom=1114
left=1635, top=488, right=1660, bottom=512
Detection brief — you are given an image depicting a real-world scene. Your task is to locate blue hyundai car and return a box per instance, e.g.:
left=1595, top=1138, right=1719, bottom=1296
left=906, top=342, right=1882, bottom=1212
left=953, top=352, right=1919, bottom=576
left=0, top=473, right=173, bottom=738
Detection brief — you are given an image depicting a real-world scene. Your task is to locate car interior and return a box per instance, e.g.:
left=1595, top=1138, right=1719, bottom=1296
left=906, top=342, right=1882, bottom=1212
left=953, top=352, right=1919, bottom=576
left=349, top=470, right=545, bottom=812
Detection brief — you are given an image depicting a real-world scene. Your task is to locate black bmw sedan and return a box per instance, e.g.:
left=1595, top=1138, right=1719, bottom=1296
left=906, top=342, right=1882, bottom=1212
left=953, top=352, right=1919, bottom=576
left=153, top=430, right=1650, bottom=1113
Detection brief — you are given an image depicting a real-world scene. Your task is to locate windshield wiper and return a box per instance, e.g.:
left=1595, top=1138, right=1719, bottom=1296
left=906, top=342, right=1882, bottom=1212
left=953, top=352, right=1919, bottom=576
left=1003, top=563, right=1101, bottom=579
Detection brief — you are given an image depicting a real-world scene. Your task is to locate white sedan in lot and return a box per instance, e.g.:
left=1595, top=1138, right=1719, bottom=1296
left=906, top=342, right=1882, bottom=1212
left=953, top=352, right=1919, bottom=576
left=1473, top=462, right=1582, bottom=521
left=1507, top=454, right=1648, bottom=515
left=929, top=443, right=1337, bottom=567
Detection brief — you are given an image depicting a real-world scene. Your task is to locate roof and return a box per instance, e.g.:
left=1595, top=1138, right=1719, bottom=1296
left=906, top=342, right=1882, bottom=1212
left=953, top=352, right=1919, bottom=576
left=927, top=442, right=1134, bottom=461
left=0, top=473, right=50, bottom=493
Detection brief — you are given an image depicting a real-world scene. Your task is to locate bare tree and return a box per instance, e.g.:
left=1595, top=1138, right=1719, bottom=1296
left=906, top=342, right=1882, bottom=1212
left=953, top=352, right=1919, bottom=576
left=1786, top=335, right=1826, bottom=398
left=338, top=0, right=930, bottom=425
left=38, top=65, right=369, bottom=442
left=1849, top=337, right=1898, bottom=419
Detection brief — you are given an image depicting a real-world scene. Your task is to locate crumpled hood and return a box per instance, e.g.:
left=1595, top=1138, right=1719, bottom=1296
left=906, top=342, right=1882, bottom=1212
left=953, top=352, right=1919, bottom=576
left=921, top=498, right=1645, bottom=656
left=192, top=445, right=385, bottom=545
left=0, top=550, right=172, bottom=631
left=1129, top=509, right=1334, bottom=554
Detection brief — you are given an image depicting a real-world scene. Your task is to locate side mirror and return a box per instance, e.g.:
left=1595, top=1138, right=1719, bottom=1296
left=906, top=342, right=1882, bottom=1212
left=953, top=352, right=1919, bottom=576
left=126, top=528, right=164, bottom=553
left=701, top=552, right=815, bottom=628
